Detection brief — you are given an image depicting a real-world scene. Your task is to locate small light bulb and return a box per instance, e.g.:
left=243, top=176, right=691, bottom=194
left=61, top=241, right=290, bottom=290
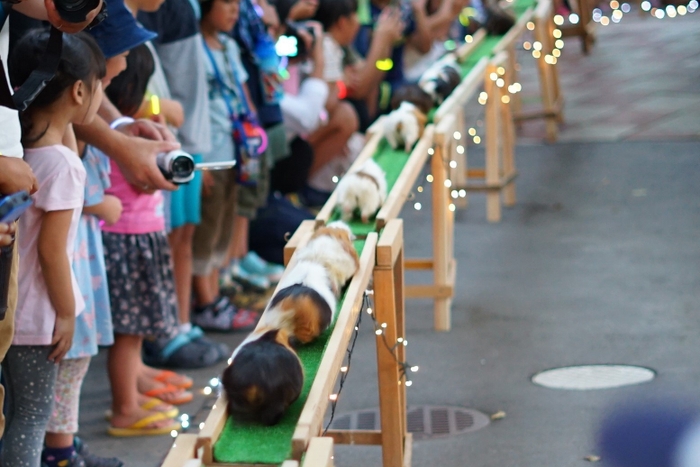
left=171, top=430, right=178, bottom=438
left=502, top=95, right=511, bottom=104
left=367, top=306, right=373, bottom=314
left=375, top=329, right=383, bottom=335
left=397, top=337, right=404, bottom=343
left=332, top=176, right=339, bottom=183
left=381, top=322, right=388, bottom=328
left=199, top=423, right=205, bottom=430
left=444, top=179, right=452, bottom=188
left=569, top=13, right=580, bottom=23
left=181, top=414, right=190, bottom=421
left=532, top=50, right=542, bottom=59
left=341, top=366, right=348, bottom=373
left=601, top=15, right=611, bottom=24
left=329, top=394, right=338, bottom=401
left=426, top=174, right=434, bottom=183
left=489, top=72, right=498, bottom=81
left=677, top=4, right=687, bottom=13
left=553, top=14, right=564, bottom=25
left=610, top=0, right=619, bottom=9
left=641, top=0, right=651, bottom=10
left=526, top=21, right=535, bottom=30
left=468, top=127, right=477, bottom=136
left=533, top=41, right=542, bottom=51
left=496, top=78, right=505, bottom=88
left=449, top=204, right=456, bottom=212
left=182, top=421, right=190, bottom=429
left=555, top=39, right=565, bottom=49
left=403, top=340, right=408, bottom=346
left=417, top=186, right=424, bottom=192
left=497, top=66, right=506, bottom=76
left=465, top=34, right=474, bottom=43
left=459, top=189, right=467, bottom=197
left=411, top=366, right=420, bottom=372
left=523, top=41, right=532, bottom=50
left=473, top=136, right=481, bottom=144
left=203, top=386, right=212, bottom=395
left=209, top=378, right=220, bottom=387
left=453, top=131, right=462, bottom=140
left=414, top=202, right=422, bottom=211
left=553, top=29, right=562, bottom=38
left=227, top=358, right=233, bottom=365
left=405, top=380, right=413, bottom=387
left=428, top=147, right=435, bottom=155
left=622, top=2, right=631, bottom=12
left=451, top=190, right=458, bottom=199
left=450, top=159, right=459, bottom=167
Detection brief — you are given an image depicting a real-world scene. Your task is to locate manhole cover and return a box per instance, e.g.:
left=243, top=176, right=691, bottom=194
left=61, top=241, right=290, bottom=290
left=532, top=365, right=656, bottom=390
left=329, top=406, right=490, bottom=440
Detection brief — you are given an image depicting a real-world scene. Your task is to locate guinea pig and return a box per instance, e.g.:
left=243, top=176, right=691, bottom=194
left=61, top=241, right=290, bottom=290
left=222, top=328, right=304, bottom=426
left=335, top=159, right=388, bottom=223
left=259, top=260, right=338, bottom=344
left=418, top=55, right=462, bottom=106
left=295, top=221, right=359, bottom=294
left=384, top=102, right=428, bottom=152
left=391, top=84, right=434, bottom=115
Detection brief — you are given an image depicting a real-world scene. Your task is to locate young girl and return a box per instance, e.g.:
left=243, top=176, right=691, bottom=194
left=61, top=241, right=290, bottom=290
left=101, top=43, right=187, bottom=437
left=3, top=29, right=105, bottom=467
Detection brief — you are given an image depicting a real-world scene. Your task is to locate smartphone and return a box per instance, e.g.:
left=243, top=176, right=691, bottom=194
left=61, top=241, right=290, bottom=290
left=195, top=161, right=237, bottom=171
left=0, top=191, right=32, bottom=224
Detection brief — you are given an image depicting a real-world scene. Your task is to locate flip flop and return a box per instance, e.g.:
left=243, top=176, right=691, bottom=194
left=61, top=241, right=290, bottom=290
left=104, top=398, right=179, bottom=421
left=142, top=384, right=193, bottom=405
left=153, top=370, right=193, bottom=390
left=107, top=412, right=181, bottom=437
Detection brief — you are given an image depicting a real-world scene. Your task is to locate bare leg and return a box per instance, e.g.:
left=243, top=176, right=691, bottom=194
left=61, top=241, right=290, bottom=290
left=308, top=102, right=359, bottom=177
left=227, top=214, right=249, bottom=263
left=108, top=334, right=172, bottom=429
left=168, top=224, right=196, bottom=325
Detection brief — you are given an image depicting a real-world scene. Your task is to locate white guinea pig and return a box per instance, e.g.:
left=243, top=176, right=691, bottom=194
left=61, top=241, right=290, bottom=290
left=335, top=159, right=388, bottom=223
left=384, top=102, right=428, bottom=153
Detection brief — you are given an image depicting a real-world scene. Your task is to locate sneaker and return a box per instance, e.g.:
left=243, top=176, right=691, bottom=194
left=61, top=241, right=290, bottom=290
left=219, top=270, right=244, bottom=295
left=192, top=296, right=259, bottom=333
left=41, top=451, right=86, bottom=467
left=142, top=332, right=222, bottom=369
left=240, top=252, right=285, bottom=284
left=230, top=260, right=271, bottom=291
left=74, top=437, right=124, bottom=467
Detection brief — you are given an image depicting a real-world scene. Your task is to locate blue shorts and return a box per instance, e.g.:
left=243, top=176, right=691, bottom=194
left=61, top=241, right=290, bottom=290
left=164, top=154, right=202, bottom=231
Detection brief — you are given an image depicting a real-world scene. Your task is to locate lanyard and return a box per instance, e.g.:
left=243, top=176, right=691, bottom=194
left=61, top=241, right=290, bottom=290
left=202, top=36, right=252, bottom=122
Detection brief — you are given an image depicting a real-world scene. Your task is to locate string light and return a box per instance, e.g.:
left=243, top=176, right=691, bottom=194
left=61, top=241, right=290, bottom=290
left=426, top=174, right=434, bottom=183
left=332, top=176, right=339, bottom=184
left=414, top=202, right=422, bottom=211
left=453, top=131, right=462, bottom=140
left=455, top=146, right=464, bottom=155
left=203, top=386, right=212, bottom=396
left=569, top=13, right=580, bottom=23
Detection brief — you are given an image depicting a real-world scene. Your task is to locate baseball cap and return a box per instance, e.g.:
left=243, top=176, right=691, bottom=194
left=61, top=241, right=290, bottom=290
left=88, top=0, right=157, bottom=58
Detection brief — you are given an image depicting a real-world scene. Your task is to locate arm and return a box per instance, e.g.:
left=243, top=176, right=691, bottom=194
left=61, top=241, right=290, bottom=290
left=82, top=195, right=123, bottom=226
left=407, top=0, right=433, bottom=54
left=348, top=9, right=404, bottom=99
left=12, top=0, right=102, bottom=33
left=73, top=115, right=179, bottom=192
left=0, top=222, right=16, bottom=247
left=38, top=209, right=76, bottom=362
left=0, top=156, right=38, bottom=195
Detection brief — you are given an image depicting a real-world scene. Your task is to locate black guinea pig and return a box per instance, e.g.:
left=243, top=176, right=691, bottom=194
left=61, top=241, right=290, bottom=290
left=222, top=329, right=304, bottom=426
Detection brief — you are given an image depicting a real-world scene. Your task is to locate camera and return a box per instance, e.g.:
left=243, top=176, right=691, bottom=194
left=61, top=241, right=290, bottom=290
left=54, top=0, right=106, bottom=24
left=276, top=21, right=316, bottom=59
left=157, top=150, right=196, bottom=185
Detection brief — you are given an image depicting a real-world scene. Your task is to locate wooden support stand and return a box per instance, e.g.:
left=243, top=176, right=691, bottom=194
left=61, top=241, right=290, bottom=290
left=559, top=0, right=596, bottom=54
left=511, top=0, right=565, bottom=142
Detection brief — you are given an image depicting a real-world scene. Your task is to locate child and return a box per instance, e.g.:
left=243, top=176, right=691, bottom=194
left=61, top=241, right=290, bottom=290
left=101, top=43, right=186, bottom=436
left=191, top=0, right=261, bottom=332
left=3, top=29, right=104, bottom=467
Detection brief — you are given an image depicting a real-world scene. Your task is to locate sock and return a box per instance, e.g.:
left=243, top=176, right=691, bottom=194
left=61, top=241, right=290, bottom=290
left=179, top=322, right=192, bottom=334
left=42, top=446, right=76, bottom=467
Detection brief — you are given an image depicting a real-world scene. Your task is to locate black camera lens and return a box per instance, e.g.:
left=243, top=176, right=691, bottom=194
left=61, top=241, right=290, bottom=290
left=172, top=156, right=195, bottom=178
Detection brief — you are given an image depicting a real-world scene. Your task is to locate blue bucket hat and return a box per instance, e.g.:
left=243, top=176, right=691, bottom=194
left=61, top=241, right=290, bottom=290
left=88, top=0, right=157, bottom=58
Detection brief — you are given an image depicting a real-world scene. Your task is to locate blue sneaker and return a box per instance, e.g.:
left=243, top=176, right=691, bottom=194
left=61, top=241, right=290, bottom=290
left=240, top=251, right=285, bottom=284
left=230, top=259, right=271, bottom=290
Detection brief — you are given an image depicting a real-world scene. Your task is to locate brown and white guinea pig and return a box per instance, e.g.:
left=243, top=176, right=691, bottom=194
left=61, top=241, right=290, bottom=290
left=384, top=102, right=428, bottom=153
left=391, top=84, right=434, bottom=115
left=258, top=260, right=338, bottom=344
left=418, top=54, right=462, bottom=106
left=222, top=328, right=303, bottom=426
left=335, top=159, right=388, bottom=223
left=294, top=221, right=359, bottom=294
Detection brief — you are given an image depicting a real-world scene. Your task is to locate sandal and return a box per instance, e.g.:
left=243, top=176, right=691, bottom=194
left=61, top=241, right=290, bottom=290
left=142, top=332, right=222, bottom=369
left=107, top=412, right=180, bottom=437
left=142, top=384, right=193, bottom=405
left=104, top=398, right=179, bottom=421
left=154, top=370, right=193, bottom=390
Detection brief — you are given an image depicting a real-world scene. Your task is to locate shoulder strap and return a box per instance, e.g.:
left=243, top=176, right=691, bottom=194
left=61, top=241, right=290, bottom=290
left=202, top=36, right=252, bottom=119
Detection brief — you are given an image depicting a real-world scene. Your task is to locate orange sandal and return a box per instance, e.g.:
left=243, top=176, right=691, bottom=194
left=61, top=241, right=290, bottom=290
left=142, top=384, right=193, bottom=405
left=153, top=370, right=193, bottom=390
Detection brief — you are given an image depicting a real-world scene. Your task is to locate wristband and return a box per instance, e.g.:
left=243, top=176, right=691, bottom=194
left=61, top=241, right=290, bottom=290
left=109, top=116, right=135, bottom=130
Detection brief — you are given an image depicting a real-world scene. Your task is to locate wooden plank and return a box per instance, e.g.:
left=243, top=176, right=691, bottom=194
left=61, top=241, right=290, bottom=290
left=467, top=168, right=486, bottom=179
left=376, top=219, right=403, bottom=267
left=196, top=397, right=228, bottom=465
left=376, top=126, right=434, bottom=229
left=405, top=284, right=454, bottom=299
left=301, top=438, right=334, bottom=467
left=284, top=220, right=316, bottom=266
left=404, top=259, right=433, bottom=270
left=393, top=247, right=407, bottom=435
left=403, top=434, right=413, bottom=467
left=326, top=430, right=382, bottom=446
left=430, top=128, right=452, bottom=332
left=315, top=130, right=384, bottom=224
left=464, top=171, right=519, bottom=191
left=534, top=0, right=553, bottom=20
left=455, top=28, right=487, bottom=61
left=291, top=234, right=378, bottom=458
left=281, top=461, right=300, bottom=467
left=161, top=435, right=199, bottom=467
left=434, top=58, right=488, bottom=123
left=483, top=64, right=501, bottom=223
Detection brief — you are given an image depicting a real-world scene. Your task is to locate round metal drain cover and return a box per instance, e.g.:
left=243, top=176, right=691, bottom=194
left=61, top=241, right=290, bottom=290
left=532, top=365, right=655, bottom=390
left=329, top=406, right=490, bottom=440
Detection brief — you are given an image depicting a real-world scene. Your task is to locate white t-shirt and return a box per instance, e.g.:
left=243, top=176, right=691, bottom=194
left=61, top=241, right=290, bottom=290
left=15, top=145, right=86, bottom=346
left=322, top=34, right=344, bottom=83
left=0, top=19, right=23, bottom=158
